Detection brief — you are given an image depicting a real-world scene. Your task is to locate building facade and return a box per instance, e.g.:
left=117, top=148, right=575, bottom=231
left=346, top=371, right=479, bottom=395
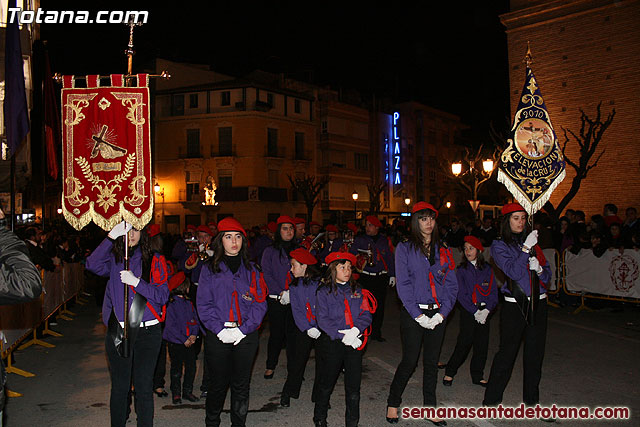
left=501, top=0, right=640, bottom=217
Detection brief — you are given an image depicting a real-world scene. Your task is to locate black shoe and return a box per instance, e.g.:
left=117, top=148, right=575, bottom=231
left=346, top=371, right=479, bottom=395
left=426, top=419, right=447, bottom=426
left=183, top=393, right=199, bottom=402
left=154, top=388, right=168, bottom=397
left=540, top=418, right=556, bottom=423
left=386, top=406, right=399, bottom=424
left=172, top=395, right=182, bottom=405
left=200, top=390, right=207, bottom=399
left=280, top=393, right=290, bottom=407
left=472, top=379, right=488, bottom=388
left=314, top=420, right=328, bottom=427
left=442, top=377, right=453, bottom=386
left=264, top=369, right=274, bottom=379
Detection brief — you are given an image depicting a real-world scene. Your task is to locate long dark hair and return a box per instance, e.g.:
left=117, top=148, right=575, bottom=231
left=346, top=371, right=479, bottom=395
left=319, top=260, right=357, bottom=294
left=207, top=231, right=251, bottom=273
left=272, top=223, right=298, bottom=260
left=112, top=230, right=154, bottom=282
left=291, top=263, right=321, bottom=287
left=499, top=212, right=530, bottom=246
left=409, top=208, right=441, bottom=260
left=458, top=249, right=487, bottom=270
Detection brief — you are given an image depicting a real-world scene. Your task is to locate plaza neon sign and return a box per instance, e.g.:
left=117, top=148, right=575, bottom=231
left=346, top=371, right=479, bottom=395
left=393, top=112, right=401, bottom=185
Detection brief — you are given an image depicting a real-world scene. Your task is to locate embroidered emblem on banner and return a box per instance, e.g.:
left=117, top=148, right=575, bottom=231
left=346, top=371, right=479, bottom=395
left=61, top=75, right=153, bottom=231
left=609, top=254, right=638, bottom=293
left=497, top=48, right=566, bottom=215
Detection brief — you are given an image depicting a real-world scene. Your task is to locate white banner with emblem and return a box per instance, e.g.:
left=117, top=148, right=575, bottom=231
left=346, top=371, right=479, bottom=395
left=565, top=249, right=640, bottom=299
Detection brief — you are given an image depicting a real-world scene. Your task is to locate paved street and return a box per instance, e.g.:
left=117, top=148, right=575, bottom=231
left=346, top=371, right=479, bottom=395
left=4, top=293, right=639, bottom=426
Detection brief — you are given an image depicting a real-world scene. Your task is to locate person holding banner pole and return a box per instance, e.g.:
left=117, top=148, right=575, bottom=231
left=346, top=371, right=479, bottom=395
left=86, top=222, right=170, bottom=427
left=386, top=202, right=458, bottom=426
left=483, top=203, right=552, bottom=410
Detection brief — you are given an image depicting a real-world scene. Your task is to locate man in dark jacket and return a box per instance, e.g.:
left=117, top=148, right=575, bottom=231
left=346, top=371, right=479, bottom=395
left=0, top=207, right=43, bottom=419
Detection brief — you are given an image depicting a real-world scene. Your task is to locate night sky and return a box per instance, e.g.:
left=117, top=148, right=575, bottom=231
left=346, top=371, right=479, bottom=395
left=40, top=1, right=511, bottom=143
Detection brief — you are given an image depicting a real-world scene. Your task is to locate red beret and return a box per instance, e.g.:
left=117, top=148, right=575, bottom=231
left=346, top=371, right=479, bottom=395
left=309, top=221, right=321, bottom=227
left=197, top=225, right=214, bottom=236
left=277, top=215, right=295, bottom=225
left=325, top=251, right=357, bottom=266
left=501, top=203, right=525, bottom=216
left=267, top=221, right=277, bottom=233
left=207, top=221, right=217, bottom=229
left=366, top=215, right=382, bottom=228
left=146, top=224, right=161, bottom=237
left=168, top=271, right=186, bottom=291
left=186, top=224, right=197, bottom=231
left=412, top=202, right=439, bottom=218
left=217, top=217, right=246, bottom=237
left=346, top=223, right=358, bottom=233
left=326, top=224, right=339, bottom=232
left=464, top=235, right=484, bottom=251
left=293, top=217, right=306, bottom=225
left=290, top=248, right=318, bottom=265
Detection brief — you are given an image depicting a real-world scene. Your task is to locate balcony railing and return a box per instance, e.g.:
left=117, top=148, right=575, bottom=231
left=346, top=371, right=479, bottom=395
left=265, top=146, right=286, bottom=158
left=210, top=146, right=237, bottom=157
left=178, top=146, right=203, bottom=159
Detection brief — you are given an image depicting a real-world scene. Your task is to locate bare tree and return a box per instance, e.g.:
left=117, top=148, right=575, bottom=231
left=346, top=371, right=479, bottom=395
left=367, top=180, right=386, bottom=214
left=287, top=174, right=330, bottom=221
left=544, top=102, right=615, bottom=218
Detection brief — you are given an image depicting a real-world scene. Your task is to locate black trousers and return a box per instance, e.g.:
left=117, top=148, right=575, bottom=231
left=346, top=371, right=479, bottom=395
left=387, top=308, right=446, bottom=408
left=152, top=338, right=167, bottom=390
left=168, top=341, right=197, bottom=396
left=445, top=308, right=490, bottom=382
left=282, top=327, right=321, bottom=401
left=205, top=330, right=259, bottom=427
left=483, top=299, right=548, bottom=406
left=105, top=323, right=162, bottom=427
left=358, top=273, right=388, bottom=339
left=266, top=299, right=297, bottom=370
left=194, top=334, right=211, bottom=392
left=313, top=333, right=363, bottom=427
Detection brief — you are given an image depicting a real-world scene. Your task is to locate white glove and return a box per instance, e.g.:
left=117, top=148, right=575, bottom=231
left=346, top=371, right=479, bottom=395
left=425, top=313, right=444, bottom=330
left=307, top=327, right=321, bottom=339
left=416, top=315, right=431, bottom=329
left=338, top=327, right=360, bottom=346
left=389, top=276, right=396, bottom=287
left=529, top=257, right=543, bottom=274
left=206, top=249, right=214, bottom=257
left=119, top=270, right=140, bottom=287
left=279, top=290, right=290, bottom=305
left=198, top=243, right=205, bottom=252
left=523, top=230, right=538, bottom=251
left=350, top=337, right=363, bottom=349
left=109, top=221, right=132, bottom=239
left=474, top=309, right=490, bottom=324
left=217, top=328, right=235, bottom=344
left=228, top=327, right=246, bottom=346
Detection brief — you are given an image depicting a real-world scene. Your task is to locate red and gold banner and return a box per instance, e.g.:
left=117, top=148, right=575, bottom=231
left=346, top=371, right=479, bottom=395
left=61, top=74, right=153, bottom=231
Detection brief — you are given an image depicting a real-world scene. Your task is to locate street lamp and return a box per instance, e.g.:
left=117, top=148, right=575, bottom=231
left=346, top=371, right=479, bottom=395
left=57, top=208, right=62, bottom=215
left=450, top=147, right=496, bottom=216
left=404, top=196, right=411, bottom=215
left=154, top=182, right=165, bottom=230
left=352, top=190, right=358, bottom=222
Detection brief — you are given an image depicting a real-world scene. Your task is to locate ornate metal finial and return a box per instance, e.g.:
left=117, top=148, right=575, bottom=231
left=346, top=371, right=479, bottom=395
left=124, top=18, right=143, bottom=76
left=523, top=41, right=533, bottom=67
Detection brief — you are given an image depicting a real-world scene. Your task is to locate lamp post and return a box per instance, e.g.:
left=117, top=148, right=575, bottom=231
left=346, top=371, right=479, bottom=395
left=154, top=182, right=165, bottom=231
left=352, top=190, right=358, bottom=222
left=404, top=196, right=411, bottom=215
left=450, top=148, right=495, bottom=217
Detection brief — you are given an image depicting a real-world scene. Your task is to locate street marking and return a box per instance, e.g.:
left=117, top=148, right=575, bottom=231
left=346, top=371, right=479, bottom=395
left=549, top=318, right=640, bottom=344
left=365, top=358, right=499, bottom=427
left=366, top=356, right=417, bottom=384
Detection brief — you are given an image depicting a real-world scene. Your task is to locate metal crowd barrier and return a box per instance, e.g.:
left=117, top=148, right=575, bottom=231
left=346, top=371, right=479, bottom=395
left=0, top=263, right=88, bottom=397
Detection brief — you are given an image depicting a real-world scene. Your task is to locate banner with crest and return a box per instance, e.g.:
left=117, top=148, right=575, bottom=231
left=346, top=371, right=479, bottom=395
left=497, top=60, right=566, bottom=215
left=61, top=74, right=152, bottom=231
